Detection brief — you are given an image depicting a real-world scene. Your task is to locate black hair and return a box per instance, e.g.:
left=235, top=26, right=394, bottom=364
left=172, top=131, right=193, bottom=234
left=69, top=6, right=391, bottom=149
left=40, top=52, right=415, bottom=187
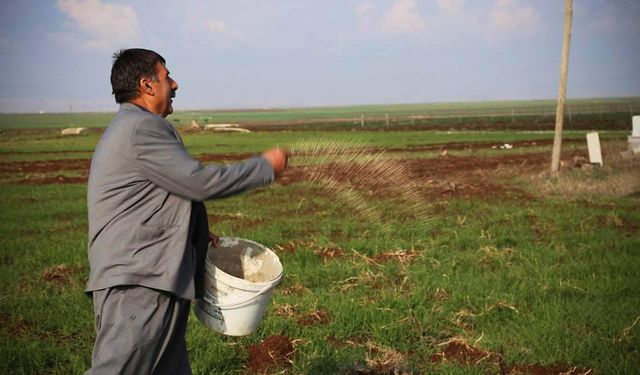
left=110, top=48, right=166, bottom=104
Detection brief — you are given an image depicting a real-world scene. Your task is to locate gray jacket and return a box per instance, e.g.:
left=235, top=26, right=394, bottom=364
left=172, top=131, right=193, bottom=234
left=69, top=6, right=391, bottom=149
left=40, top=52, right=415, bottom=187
left=86, top=103, right=274, bottom=300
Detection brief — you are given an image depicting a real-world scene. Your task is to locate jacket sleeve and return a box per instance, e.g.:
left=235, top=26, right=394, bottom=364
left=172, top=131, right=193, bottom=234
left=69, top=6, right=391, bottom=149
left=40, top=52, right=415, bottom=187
left=131, top=117, right=274, bottom=201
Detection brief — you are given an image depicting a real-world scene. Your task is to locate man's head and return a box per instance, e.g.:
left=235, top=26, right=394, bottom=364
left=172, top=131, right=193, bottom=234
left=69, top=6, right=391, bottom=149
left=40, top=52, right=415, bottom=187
left=110, top=48, right=178, bottom=117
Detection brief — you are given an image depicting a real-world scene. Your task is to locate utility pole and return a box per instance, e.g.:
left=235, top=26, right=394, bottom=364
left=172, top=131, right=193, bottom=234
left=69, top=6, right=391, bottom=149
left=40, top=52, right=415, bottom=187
left=551, top=0, right=573, bottom=174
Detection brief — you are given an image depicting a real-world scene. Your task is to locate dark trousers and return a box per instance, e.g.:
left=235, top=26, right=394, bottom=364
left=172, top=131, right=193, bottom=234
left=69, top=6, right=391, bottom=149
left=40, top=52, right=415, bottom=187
left=85, top=285, right=192, bottom=375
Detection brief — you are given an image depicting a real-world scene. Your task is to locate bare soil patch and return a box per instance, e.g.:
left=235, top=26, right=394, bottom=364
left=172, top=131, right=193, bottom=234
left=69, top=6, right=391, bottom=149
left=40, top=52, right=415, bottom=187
left=273, top=303, right=298, bottom=318
left=325, top=336, right=413, bottom=374
left=198, top=152, right=254, bottom=163
left=0, top=158, right=90, bottom=174
left=282, top=151, right=565, bottom=201
left=41, top=264, right=85, bottom=288
left=274, top=240, right=302, bottom=254
left=382, top=138, right=579, bottom=154
left=430, top=340, right=594, bottom=375
left=235, top=116, right=628, bottom=132
left=274, top=239, right=346, bottom=262
left=326, top=334, right=370, bottom=349
left=246, top=335, right=296, bottom=374
left=297, top=309, right=332, bottom=327
left=0, top=157, right=90, bottom=184
left=0, top=152, right=253, bottom=178
left=1, top=140, right=590, bottom=197
left=19, top=174, right=88, bottom=185
left=0, top=312, right=80, bottom=346
left=0, top=313, right=33, bottom=337
left=281, top=283, right=307, bottom=296
left=314, top=246, right=345, bottom=264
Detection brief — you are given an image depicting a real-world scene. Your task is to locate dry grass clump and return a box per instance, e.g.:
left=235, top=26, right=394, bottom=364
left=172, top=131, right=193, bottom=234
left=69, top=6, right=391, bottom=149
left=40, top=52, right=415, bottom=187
left=273, top=303, right=298, bottom=318
left=616, top=314, right=640, bottom=343
left=281, top=283, right=308, bottom=296
left=363, top=341, right=410, bottom=375
left=529, top=143, right=640, bottom=199
left=371, top=250, right=420, bottom=264
left=477, top=245, right=515, bottom=269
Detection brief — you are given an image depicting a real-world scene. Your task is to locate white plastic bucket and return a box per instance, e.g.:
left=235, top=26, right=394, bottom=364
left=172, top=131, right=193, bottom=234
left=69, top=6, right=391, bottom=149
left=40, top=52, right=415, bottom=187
left=194, top=237, right=283, bottom=336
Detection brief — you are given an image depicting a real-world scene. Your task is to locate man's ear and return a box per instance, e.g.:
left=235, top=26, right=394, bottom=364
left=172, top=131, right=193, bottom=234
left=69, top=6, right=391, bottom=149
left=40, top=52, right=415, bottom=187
left=139, top=77, right=154, bottom=95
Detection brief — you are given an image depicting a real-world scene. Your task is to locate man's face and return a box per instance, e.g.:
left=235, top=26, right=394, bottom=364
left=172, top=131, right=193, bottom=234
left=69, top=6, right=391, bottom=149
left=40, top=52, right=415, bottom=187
left=149, top=62, right=178, bottom=118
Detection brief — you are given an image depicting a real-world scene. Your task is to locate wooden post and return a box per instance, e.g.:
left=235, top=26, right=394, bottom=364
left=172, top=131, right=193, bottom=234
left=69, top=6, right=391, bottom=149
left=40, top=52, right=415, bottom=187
left=360, top=114, right=364, bottom=128
left=551, top=0, right=573, bottom=175
left=386, top=113, right=390, bottom=127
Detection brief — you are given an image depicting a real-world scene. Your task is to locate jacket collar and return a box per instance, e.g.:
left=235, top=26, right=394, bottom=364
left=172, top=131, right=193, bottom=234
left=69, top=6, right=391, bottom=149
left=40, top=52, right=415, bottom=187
left=120, top=102, right=184, bottom=145
left=120, top=102, right=152, bottom=114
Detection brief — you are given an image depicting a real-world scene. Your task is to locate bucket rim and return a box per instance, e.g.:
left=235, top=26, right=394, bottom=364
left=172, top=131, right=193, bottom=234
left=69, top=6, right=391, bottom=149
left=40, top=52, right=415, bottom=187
left=204, top=264, right=283, bottom=288
left=204, top=237, right=283, bottom=290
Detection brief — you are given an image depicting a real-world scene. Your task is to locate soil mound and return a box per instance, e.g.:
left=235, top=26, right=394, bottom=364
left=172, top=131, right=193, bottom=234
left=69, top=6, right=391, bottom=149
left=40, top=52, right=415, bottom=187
left=246, top=335, right=295, bottom=374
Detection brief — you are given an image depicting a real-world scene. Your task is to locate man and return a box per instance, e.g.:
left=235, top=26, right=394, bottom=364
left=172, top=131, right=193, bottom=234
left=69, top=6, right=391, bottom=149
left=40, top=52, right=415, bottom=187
left=85, top=48, right=287, bottom=374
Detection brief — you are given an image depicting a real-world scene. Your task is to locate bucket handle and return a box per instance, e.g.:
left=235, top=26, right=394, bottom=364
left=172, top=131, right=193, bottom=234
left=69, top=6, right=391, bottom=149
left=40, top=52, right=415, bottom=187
left=202, top=284, right=274, bottom=309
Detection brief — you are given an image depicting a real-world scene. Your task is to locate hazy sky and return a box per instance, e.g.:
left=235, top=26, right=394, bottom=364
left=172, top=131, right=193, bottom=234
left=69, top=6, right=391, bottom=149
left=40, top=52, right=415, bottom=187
left=1, top=0, right=639, bottom=113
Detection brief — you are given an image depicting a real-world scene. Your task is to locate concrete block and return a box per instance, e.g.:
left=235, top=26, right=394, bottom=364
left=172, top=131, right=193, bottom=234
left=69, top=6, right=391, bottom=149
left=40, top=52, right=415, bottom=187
left=189, top=120, right=203, bottom=130
left=204, top=125, right=251, bottom=133
left=586, top=132, right=603, bottom=165
left=60, top=127, right=88, bottom=135
left=633, top=116, right=640, bottom=137
left=204, top=123, right=240, bottom=129
left=628, top=136, right=640, bottom=155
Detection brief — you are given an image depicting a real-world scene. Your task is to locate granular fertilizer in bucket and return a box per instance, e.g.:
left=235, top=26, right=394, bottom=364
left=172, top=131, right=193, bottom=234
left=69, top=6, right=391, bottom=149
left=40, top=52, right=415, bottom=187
left=207, top=238, right=274, bottom=282
left=194, top=237, right=282, bottom=336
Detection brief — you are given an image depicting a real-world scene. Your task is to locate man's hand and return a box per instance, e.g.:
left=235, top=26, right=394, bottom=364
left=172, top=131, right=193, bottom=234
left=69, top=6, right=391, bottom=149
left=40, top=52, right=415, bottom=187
left=262, top=147, right=288, bottom=176
left=208, top=232, right=220, bottom=247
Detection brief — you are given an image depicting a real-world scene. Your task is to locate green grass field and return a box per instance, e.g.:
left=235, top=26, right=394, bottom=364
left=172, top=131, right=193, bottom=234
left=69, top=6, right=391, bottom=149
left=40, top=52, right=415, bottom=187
left=1, top=97, right=639, bottom=129
left=1, top=114, right=639, bottom=374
